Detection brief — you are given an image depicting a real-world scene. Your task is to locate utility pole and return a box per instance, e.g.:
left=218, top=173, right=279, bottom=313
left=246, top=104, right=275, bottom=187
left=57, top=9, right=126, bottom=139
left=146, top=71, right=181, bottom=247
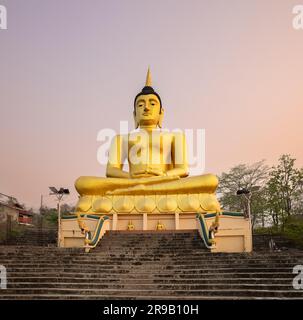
left=40, top=195, right=43, bottom=215
left=39, top=194, right=43, bottom=232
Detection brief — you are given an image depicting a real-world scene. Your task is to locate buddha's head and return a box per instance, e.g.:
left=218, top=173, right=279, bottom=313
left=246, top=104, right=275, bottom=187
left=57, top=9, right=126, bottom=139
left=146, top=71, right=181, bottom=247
left=133, top=68, right=164, bottom=129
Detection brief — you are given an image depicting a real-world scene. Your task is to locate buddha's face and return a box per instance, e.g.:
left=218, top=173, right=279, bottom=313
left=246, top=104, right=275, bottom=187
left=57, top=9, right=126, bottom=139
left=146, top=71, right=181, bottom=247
left=134, top=94, right=162, bottom=127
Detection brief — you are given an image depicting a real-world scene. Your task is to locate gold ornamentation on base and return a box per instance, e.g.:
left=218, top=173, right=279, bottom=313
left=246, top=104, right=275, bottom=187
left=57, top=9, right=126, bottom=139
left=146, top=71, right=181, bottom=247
left=178, top=194, right=200, bottom=212
left=156, top=221, right=165, bottom=230
left=135, top=195, right=156, bottom=212
left=92, top=196, right=112, bottom=213
left=76, top=196, right=92, bottom=212
left=127, top=220, right=135, bottom=231
left=113, top=196, right=134, bottom=213
left=157, top=195, right=178, bottom=212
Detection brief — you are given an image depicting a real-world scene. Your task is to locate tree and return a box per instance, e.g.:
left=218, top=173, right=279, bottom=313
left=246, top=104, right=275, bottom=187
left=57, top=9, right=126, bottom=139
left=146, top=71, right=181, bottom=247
left=218, top=160, right=269, bottom=228
left=40, top=206, right=58, bottom=226
left=266, top=154, right=303, bottom=228
left=40, top=204, right=75, bottom=227
left=60, top=204, right=75, bottom=214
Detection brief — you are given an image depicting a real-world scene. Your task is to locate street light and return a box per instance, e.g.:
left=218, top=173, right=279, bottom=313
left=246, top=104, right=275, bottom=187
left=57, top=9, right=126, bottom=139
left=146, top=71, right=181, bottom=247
left=49, top=187, right=70, bottom=247
left=236, top=188, right=251, bottom=219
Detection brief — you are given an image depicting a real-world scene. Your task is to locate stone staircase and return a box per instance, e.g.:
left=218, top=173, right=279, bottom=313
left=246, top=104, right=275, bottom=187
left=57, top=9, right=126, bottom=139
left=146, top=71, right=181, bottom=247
left=3, top=228, right=57, bottom=246
left=0, top=230, right=303, bottom=300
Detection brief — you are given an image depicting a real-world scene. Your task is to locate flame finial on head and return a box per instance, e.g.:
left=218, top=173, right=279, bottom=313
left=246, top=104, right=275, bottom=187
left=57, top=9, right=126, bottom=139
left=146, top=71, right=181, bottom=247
left=134, top=66, right=162, bottom=110
left=133, top=67, right=164, bottom=128
left=145, top=67, right=152, bottom=87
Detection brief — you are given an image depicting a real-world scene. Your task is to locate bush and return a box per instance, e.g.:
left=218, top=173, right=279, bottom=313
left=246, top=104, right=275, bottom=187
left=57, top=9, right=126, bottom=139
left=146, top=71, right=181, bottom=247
left=254, top=215, right=303, bottom=248
left=42, top=209, right=58, bottom=227
left=253, top=225, right=280, bottom=235
left=283, top=216, right=303, bottom=247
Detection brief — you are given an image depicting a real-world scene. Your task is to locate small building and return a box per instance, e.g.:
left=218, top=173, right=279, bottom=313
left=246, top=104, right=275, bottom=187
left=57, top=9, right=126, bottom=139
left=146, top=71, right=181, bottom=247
left=0, top=193, right=33, bottom=225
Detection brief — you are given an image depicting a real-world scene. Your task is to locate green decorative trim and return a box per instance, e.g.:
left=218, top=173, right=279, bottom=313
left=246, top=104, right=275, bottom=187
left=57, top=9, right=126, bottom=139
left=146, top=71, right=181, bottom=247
left=61, top=215, right=78, bottom=220
left=86, top=215, right=109, bottom=247
left=62, top=211, right=244, bottom=220
left=86, top=214, right=103, bottom=220
left=204, top=211, right=244, bottom=219
left=196, top=213, right=213, bottom=249
left=222, top=211, right=244, bottom=217
left=204, top=213, right=217, bottom=219
left=61, top=214, right=102, bottom=220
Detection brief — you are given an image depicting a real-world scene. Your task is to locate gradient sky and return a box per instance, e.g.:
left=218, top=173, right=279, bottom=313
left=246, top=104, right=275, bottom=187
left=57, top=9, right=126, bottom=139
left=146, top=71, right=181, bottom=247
left=0, top=0, right=303, bottom=209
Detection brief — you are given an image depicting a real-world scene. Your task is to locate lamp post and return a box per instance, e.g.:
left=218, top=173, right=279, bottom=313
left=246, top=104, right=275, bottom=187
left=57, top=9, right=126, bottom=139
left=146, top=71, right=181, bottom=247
left=236, top=188, right=252, bottom=220
left=49, top=187, right=70, bottom=247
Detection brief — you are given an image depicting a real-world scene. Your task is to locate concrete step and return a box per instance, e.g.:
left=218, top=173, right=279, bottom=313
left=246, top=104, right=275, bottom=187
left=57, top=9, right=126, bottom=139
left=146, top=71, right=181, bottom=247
left=6, top=277, right=294, bottom=284
left=1, top=255, right=302, bottom=261
left=1, top=262, right=301, bottom=270
left=3, top=267, right=297, bottom=274
left=6, top=283, right=296, bottom=291
left=1, top=246, right=302, bottom=255
left=1, top=252, right=302, bottom=260
left=1, top=294, right=302, bottom=300
left=1, top=288, right=302, bottom=298
left=5, top=271, right=296, bottom=280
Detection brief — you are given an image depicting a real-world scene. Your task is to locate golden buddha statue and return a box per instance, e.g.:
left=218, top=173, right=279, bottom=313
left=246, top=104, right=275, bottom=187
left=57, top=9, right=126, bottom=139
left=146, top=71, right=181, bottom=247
left=74, top=68, right=220, bottom=214
left=60, top=68, right=252, bottom=254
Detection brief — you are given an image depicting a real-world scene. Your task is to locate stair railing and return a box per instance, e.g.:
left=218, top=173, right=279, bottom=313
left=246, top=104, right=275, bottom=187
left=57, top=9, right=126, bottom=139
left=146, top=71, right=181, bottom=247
left=77, top=214, right=110, bottom=252
left=196, top=213, right=220, bottom=249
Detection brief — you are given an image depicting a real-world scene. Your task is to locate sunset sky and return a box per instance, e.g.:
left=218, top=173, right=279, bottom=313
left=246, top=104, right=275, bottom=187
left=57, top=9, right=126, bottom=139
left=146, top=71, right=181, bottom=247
left=0, top=0, right=303, bottom=209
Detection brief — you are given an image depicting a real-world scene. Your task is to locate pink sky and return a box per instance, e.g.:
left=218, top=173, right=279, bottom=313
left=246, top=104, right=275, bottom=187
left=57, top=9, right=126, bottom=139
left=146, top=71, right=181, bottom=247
left=0, top=0, right=303, bottom=209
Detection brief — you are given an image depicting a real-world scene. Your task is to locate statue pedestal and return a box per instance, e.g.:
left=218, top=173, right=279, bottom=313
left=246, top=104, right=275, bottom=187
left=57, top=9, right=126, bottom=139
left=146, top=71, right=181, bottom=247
left=60, top=211, right=252, bottom=253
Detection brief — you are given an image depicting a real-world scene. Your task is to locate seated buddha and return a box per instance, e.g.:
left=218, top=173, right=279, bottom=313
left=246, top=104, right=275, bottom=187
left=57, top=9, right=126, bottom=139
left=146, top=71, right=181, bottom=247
left=75, top=68, right=219, bottom=203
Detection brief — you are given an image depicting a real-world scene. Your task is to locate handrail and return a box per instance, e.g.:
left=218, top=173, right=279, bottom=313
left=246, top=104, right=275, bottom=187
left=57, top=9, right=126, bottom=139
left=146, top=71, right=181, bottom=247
left=76, top=213, right=109, bottom=252
left=85, top=215, right=109, bottom=248
left=196, top=213, right=218, bottom=249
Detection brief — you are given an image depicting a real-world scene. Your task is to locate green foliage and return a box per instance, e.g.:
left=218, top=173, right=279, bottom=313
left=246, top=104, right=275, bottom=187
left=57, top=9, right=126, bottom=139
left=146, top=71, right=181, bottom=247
left=265, top=154, right=303, bottom=227
left=219, top=154, right=303, bottom=230
left=0, top=229, right=6, bottom=242
left=254, top=215, right=303, bottom=248
left=218, top=160, right=269, bottom=228
left=60, top=204, right=75, bottom=214
left=253, top=226, right=280, bottom=235
left=9, top=228, right=23, bottom=237
left=45, top=211, right=58, bottom=224
left=40, top=204, right=74, bottom=227
left=283, top=215, right=303, bottom=247
left=40, top=207, right=58, bottom=226
left=6, top=222, right=26, bottom=239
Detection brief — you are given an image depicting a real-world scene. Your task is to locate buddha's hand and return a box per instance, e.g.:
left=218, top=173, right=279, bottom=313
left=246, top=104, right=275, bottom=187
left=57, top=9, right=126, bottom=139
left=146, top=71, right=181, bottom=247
left=130, top=169, right=166, bottom=178
left=106, top=184, right=146, bottom=195
left=130, top=170, right=147, bottom=178
left=146, top=168, right=165, bottom=176
left=130, top=175, right=180, bottom=187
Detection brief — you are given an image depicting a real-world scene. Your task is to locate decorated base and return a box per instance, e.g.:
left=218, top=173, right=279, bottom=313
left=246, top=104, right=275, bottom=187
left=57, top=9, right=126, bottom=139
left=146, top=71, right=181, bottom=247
left=60, top=211, right=252, bottom=253
left=75, top=193, right=221, bottom=214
